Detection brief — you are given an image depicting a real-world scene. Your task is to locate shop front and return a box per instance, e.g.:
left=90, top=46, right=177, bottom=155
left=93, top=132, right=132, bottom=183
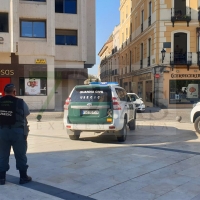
left=163, top=68, right=200, bottom=108
left=132, top=72, right=153, bottom=107
left=0, top=64, right=47, bottom=110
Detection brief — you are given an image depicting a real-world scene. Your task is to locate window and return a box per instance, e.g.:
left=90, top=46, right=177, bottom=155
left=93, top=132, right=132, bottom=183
left=140, top=43, right=143, bottom=68
left=19, top=78, right=47, bottom=96
left=148, top=38, right=151, bottom=66
left=70, top=87, right=112, bottom=102
left=55, top=29, right=77, bottom=45
left=20, top=20, right=46, bottom=38
left=141, top=10, right=144, bottom=32
left=149, top=2, right=152, bottom=26
left=0, top=13, right=8, bottom=32
left=55, top=0, right=77, bottom=14
left=170, top=79, right=200, bottom=104
left=115, top=88, right=127, bottom=101
left=149, top=1, right=152, bottom=17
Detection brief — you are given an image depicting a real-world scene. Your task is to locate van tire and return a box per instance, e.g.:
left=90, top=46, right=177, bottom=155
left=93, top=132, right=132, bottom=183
left=68, top=130, right=81, bottom=140
left=117, top=120, right=127, bottom=142
left=194, top=116, right=200, bottom=134
left=129, top=119, right=136, bottom=130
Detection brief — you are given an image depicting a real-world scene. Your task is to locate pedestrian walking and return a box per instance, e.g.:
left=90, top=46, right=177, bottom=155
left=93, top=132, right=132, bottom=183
left=0, top=83, right=32, bottom=185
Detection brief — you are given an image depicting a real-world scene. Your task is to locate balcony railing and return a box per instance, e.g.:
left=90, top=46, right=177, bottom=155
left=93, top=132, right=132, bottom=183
left=148, top=16, right=151, bottom=26
left=140, top=59, right=143, bottom=69
left=141, top=23, right=143, bottom=33
left=147, top=56, right=150, bottom=66
left=170, top=52, right=192, bottom=65
left=171, top=7, right=191, bottom=27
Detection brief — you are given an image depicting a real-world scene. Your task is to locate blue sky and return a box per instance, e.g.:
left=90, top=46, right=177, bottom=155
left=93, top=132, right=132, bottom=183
left=88, top=0, right=120, bottom=76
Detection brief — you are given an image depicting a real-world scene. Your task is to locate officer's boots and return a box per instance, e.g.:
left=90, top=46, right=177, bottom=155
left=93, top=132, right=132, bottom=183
left=19, top=170, right=32, bottom=184
left=0, top=172, right=6, bottom=185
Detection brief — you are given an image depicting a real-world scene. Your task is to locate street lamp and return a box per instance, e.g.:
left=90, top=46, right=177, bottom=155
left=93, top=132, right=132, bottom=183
left=161, top=48, right=166, bottom=63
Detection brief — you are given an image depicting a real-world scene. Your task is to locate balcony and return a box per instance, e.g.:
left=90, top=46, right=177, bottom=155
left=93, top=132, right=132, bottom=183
left=171, top=8, right=191, bottom=27
left=148, top=16, right=151, bottom=26
left=170, top=52, right=192, bottom=70
left=140, top=59, right=143, bottom=69
left=141, top=23, right=143, bottom=33
left=147, top=56, right=150, bottom=66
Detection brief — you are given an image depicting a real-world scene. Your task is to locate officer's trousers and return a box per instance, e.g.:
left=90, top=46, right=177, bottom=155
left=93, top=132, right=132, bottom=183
left=0, top=128, right=28, bottom=172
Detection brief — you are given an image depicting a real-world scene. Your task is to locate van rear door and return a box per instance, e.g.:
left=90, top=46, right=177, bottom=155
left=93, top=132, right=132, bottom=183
left=68, top=85, right=113, bottom=124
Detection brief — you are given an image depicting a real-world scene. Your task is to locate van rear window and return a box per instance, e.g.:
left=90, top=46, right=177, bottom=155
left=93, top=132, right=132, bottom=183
left=71, top=87, right=112, bottom=102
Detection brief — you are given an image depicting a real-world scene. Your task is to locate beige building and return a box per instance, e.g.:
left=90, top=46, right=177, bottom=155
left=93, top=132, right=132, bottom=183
left=100, top=0, right=200, bottom=108
left=0, top=0, right=96, bottom=110
left=98, top=35, right=113, bottom=82
left=99, top=25, right=120, bottom=83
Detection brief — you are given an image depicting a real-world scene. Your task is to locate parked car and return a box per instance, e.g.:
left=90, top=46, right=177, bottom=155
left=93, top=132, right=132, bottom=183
left=127, top=93, right=145, bottom=112
left=191, top=102, right=200, bottom=133
left=63, top=82, right=137, bottom=142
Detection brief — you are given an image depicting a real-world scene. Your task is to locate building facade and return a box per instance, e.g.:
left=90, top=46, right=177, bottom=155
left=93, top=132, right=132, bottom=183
left=99, top=0, right=200, bottom=108
left=98, top=35, right=113, bottom=82
left=0, top=0, right=96, bottom=110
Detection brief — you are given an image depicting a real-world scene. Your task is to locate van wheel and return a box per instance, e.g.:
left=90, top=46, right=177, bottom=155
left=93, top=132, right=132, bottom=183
left=117, top=120, right=127, bottom=142
left=129, top=119, right=136, bottom=130
left=194, top=116, right=200, bottom=134
left=67, top=130, right=81, bottom=140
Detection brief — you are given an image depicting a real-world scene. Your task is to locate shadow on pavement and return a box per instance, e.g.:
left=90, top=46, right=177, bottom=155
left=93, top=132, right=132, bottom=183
left=78, top=125, right=197, bottom=145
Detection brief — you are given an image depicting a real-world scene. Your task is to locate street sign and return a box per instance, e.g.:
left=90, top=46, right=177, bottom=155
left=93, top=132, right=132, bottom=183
left=155, top=74, right=160, bottom=78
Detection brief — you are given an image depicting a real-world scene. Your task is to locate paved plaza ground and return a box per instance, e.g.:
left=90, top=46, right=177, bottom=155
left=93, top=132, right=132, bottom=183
left=1, top=108, right=200, bottom=200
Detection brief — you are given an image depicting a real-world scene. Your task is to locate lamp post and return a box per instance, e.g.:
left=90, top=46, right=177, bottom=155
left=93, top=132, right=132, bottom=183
left=161, top=48, right=166, bottom=63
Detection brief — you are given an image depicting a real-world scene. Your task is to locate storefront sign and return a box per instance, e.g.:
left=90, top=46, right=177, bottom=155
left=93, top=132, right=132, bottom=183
left=155, top=74, right=160, bottom=78
left=35, top=59, right=46, bottom=64
left=0, top=37, right=4, bottom=44
left=0, top=70, right=14, bottom=76
left=138, top=73, right=151, bottom=81
left=171, top=73, right=200, bottom=78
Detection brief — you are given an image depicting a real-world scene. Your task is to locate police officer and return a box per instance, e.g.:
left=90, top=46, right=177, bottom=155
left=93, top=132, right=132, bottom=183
left=0, top=83, right=32, bottom=185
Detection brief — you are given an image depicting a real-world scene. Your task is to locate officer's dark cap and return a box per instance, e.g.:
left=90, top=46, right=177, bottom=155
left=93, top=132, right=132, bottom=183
left=4, top=83, right=16, bottom=93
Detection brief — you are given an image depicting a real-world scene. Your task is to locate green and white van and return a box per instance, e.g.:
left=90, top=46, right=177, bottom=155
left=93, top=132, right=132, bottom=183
left=63, top=82, right=136, bottom=142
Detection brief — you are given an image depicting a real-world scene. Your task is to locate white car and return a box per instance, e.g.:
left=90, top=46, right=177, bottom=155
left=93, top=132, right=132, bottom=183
left=127, top=93, right=145, bottom=112
left=63, top=82, right=137, bottom=142
left=191, top=102, right=200, bottom=133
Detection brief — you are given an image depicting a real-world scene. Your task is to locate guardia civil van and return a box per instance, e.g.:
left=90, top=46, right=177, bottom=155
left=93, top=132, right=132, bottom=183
left=63, top=82, right=136, bottom=142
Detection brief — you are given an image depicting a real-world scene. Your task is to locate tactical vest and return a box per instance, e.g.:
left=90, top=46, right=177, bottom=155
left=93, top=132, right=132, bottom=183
left=0, top=96, right=24, bottom=126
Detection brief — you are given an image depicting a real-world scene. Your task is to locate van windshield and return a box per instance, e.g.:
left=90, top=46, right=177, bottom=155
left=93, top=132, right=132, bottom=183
left=71, top=87, right=112, bottom=102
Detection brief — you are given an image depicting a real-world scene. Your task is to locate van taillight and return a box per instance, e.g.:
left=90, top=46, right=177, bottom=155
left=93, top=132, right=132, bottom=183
left=64, top=97, right=71, bottom=110
left=112, top=97, right=121, bottom=110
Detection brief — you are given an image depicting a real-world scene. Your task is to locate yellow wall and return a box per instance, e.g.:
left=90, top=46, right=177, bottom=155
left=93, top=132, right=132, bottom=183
left=119, top=0, right=132, bottom=45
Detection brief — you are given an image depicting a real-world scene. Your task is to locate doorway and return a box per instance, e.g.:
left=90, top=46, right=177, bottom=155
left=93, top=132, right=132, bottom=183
left=174, top=0, right=186, bottom=16
left=174, top=33, right=187, bottom=64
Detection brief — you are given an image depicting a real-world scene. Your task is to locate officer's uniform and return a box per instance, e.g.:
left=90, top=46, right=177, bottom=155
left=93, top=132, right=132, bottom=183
left=0, top=95, right=30, bottom=174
